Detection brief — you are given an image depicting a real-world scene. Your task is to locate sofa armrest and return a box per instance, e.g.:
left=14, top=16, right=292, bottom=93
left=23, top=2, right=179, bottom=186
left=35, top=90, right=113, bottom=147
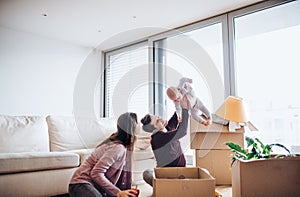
left=64, top=149, right=94, bottom=164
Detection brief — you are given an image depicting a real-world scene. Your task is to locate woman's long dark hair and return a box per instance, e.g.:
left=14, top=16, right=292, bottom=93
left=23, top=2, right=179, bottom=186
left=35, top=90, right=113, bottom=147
left=97, top=112, right=137, bottom=149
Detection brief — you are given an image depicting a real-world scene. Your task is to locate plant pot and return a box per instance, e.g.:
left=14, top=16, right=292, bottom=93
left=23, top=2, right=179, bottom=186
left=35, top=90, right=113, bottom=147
left=231, top=156, right=300, bottom=197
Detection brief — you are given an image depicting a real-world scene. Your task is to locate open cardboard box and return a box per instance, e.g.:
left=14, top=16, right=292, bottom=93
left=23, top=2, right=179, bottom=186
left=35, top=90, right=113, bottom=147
left=153, top=167, right=215, bottom=197
left=232, top=156, right=300, bottom=197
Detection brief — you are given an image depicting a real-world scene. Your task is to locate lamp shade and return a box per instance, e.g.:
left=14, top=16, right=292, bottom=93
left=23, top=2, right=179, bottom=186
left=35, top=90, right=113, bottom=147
left=215, top=96, right=247, bottom=122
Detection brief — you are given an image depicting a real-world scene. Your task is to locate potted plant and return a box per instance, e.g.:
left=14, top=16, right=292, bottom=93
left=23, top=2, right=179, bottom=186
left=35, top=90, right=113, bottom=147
left=225, top=136, right=300, bottom=197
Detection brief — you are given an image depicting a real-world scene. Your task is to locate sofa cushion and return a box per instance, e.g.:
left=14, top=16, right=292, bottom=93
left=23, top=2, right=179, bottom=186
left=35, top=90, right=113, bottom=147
left=0, top=115, right=49, bottom=153
left=133, top=134, right=154, bottom=161
left=135, top=136, right=151, bottom=150
left=65, top=148, right=94, bottom=164
left=0, top=152, right=79, bottom=174
left=47, top=116, right=116, bottom=151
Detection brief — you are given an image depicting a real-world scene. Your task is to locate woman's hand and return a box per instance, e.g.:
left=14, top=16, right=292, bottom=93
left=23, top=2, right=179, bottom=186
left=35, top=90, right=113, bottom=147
left=117, top=189, right=138, bottom=197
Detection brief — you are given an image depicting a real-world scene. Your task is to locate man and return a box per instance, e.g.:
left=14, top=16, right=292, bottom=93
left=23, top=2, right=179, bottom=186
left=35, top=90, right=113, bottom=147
left=140, top=96, right=189, bottom=186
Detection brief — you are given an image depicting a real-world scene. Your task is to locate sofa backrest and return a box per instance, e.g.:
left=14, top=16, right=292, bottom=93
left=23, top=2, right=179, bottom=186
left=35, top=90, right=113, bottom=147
left=46, top=115, right=116, bottom=151
left=0, top=115, right=49, bottom=153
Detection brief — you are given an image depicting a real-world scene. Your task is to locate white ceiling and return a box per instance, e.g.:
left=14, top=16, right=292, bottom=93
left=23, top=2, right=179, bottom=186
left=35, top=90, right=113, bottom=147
left=0, top=0, right=263, bottom=49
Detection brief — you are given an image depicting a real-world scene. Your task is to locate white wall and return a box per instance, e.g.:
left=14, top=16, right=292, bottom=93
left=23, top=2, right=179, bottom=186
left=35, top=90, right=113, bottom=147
left=0, top=27, right=92, bottom=116
left=73, top=48, right=103, bottom=118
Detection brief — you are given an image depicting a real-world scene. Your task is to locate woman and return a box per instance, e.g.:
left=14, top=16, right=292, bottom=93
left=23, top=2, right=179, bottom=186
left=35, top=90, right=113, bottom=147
left=69, top=112, right=139, bottom=197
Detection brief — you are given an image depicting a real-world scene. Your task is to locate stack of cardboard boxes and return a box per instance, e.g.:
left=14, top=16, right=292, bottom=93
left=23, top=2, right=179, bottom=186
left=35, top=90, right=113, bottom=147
left=190, top=118, right=245, bottom=185
left=151, top=118, right=246, bottom=196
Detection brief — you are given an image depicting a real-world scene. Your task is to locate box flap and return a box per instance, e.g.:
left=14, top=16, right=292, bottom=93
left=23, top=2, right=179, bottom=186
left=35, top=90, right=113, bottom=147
left=198, top=168, right=215, bottom=180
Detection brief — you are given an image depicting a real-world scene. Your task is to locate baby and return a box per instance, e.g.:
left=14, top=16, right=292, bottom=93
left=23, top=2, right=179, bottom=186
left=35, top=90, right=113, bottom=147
left=166, top=77, right=211, bottom=126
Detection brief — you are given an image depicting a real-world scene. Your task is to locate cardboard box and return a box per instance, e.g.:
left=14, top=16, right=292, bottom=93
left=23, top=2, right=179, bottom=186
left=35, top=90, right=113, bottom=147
left=196, top=149, right=232, bottom=185
left=153, top=167, right=215, bottom=197
left=231, top=156, right=300, bottom=197
left=190, top=119, right=244, bottom=149
left=191, top=131, right=244, bottom=150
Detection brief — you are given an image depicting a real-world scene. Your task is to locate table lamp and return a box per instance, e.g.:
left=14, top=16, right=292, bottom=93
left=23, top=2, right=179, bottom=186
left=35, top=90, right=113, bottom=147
left=215, top=96, right=247, bottom=123
left=215, top=96, right=258, bottom=131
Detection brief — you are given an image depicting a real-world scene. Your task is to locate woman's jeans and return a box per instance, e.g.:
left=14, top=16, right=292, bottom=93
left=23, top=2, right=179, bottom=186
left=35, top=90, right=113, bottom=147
left=69, top=183, right=106, bottom=197
left=143, top=169, right=153, bottom=186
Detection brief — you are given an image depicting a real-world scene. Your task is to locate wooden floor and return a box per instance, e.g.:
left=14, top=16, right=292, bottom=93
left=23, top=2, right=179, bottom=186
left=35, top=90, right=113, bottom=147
left=53, top=183, right=232, bottom=197
left=137, top=181, right=232, bottom=197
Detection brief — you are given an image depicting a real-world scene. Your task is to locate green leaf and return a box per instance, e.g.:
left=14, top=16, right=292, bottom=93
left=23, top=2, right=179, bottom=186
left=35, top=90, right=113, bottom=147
left=269, top=143, right=291, bottom=154
left=225, top=142, right=247, bottom=154
left=246, top=152, right=257, bottom=160
left=226, top=137, right=293, bottom=163
left=225, top=142, right=248, bottom=163
left=255, top=137, right=266, bottom=149
left=246, top=136, right=255, bottom=148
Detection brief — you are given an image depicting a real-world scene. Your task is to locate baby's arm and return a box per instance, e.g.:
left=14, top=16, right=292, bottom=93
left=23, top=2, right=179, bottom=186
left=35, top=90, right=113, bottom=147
left=174, top=101, right=182, bottom=122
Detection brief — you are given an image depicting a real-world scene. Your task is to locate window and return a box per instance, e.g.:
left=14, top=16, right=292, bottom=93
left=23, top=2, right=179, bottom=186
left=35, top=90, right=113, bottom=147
left=163, top=21, right=226, bottom=119
left=150, top=16, right=227, bottom=120
left=149, top=17, right=227, bottom=165
left=102, top=0, right=299, bottom=153
left=104, top=43, right=149, bottom=118
left=232, top=0, right=300, bottom=149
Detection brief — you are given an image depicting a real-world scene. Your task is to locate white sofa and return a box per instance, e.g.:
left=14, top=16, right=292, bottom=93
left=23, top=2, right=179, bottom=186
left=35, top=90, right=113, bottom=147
left=0, top=115, right=155, bottom=197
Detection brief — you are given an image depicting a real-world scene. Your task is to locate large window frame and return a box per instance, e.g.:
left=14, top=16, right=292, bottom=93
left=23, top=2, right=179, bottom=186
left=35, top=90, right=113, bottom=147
left=102, top=0, right=296, bottom=149
left=103, top=0, right=294, bottom=110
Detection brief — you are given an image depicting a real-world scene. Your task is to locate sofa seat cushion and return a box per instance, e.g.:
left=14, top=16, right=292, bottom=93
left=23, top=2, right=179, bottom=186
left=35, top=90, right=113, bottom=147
left=0, top=152, right=79, bottom=174
left=0, top=115, right=49, bottom=153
